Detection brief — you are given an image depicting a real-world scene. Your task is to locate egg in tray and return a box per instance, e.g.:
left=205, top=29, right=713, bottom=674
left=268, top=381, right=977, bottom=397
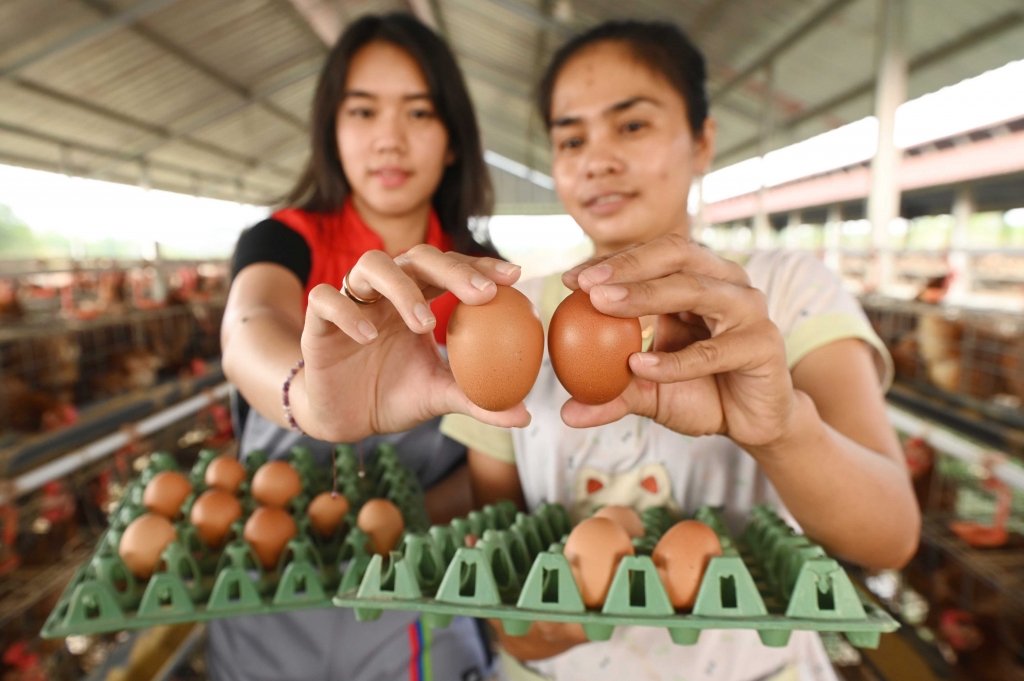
left=42, top=446, right=896, bottom=648
left=335, top=501, right=897, bottom=649
left=41, top=444, right=426, bottom=638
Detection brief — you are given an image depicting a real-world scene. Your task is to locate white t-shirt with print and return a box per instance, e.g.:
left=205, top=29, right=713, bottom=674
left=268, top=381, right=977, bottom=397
left=442, top=249, right=892, bottom=681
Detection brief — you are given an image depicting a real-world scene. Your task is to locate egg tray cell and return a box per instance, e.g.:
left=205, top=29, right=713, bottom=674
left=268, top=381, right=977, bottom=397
left=41, top=443, right=429, bottom=638
left=333, top=503, right=898, bottom=649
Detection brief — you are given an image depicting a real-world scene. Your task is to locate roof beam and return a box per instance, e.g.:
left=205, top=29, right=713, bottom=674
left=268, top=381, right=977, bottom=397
left=77, top=0, right=309, bottom=132
left=9, top=77, right=297, bottom=179
left=0, top=0, right=179, bottom=78
left=716, top=8, right=1024, bottom=163
left=0, top=120, right=280, bottom=199
left=711, top=0, right=858, bottom=101
left=89, top=56, right=322, bottom=178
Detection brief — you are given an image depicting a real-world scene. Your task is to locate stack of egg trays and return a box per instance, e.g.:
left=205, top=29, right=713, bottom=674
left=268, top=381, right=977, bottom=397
left=334, top=502, right=898, bottom=649
left=41, top=443, right=429, bottom=638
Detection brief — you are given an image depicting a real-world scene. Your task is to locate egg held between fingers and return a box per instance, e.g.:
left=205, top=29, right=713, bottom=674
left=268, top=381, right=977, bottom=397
left=447, top=285, right=545, bottom=411
left=549, top=289, right=641, bottom=405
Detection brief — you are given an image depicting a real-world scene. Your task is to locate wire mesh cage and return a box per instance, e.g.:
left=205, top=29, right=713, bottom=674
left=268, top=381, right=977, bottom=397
left=863, top=297, right=1024, bottom=412
left=0, top=301, right=225, bottom=438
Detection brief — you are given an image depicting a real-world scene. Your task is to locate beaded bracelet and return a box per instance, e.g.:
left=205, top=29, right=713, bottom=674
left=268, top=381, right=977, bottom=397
left=282, top=358, right=305, bottom=434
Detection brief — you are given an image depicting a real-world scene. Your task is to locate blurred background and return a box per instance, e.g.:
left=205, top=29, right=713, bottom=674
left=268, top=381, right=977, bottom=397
left=0, top=1, right=1022, bottom=680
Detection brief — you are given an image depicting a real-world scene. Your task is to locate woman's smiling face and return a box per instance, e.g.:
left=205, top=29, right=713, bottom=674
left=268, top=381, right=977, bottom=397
left=548, top=41, right=715, bottom=255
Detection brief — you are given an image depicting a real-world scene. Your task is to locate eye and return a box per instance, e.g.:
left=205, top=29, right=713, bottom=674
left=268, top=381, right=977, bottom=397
left=556, top=136, right=584, bottom=152
left=343, top=106, right=374, bottom=119
left=409, top=107, right=437, bottom=120
left=621, top=120, right=648, bottom=134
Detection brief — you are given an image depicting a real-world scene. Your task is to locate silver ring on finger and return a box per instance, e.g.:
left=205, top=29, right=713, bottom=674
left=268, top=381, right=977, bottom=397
left=342, top=271, right=382, bottom=305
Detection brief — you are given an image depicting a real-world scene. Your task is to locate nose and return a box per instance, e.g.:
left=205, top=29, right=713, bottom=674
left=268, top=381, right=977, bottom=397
left=372, top=110, right=406, bottom=155
left=583, top=137, right=623, bottom=179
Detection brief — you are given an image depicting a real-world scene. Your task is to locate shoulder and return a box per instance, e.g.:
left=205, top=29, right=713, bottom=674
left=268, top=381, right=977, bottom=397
left=231, top=217, right=312, bottom=282
left=743, top=249, right=837, bottom=294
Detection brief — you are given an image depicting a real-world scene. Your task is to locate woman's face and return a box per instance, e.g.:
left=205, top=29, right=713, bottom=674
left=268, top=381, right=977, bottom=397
left=337, top=41, right=452, bottom=225
left=548, top=42, right=714, bottom=255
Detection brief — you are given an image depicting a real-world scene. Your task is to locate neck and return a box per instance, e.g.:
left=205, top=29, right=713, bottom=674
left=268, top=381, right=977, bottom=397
left=592, top=222, right=692, bottom=257
left=352, top=197, right=432, bottom=256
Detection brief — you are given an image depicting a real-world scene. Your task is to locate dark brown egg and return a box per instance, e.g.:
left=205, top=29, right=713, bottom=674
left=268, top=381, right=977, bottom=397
left=548, top=289, right=641, bottom=404
left=447, top=285, right=545, bottom=411
left=204, top=455, right=247, bottom=493
left=563, top=516, right=635, bottom=608
left=190, top=489, right=243, bottom=547
left=356, top=498, right=405, bottom=555
left=143, top=470, right=192, bottom=518
left=593, top=505, right=645, bottom=539
left=652, top=520, right=723, bottom=610
left=251, top=460, right=302, bottom=507
left=244, top=506, right=297, bottom=570
left=119, top=513, right=176, bottom=578
left=308, top=491, right=350, bottom=537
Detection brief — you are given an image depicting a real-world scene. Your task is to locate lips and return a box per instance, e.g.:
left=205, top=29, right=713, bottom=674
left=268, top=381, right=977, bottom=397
left=372, top=167, right=411, bottom=188
left=582, top=190, right=636, bottom=215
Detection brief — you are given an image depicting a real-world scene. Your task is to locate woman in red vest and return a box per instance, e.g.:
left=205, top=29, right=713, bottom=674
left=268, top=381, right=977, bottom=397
left=214, top=13, right=508, bottom=680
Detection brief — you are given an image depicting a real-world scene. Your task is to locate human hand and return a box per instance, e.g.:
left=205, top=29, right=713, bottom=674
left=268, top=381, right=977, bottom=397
left=299, top=246, right=528, bottom=441
left=490, top=618, right=589, bottom=661
left=560, top=233, right=798, bottom=451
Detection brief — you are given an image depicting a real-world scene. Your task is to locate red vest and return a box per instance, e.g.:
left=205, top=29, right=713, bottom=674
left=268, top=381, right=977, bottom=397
left=272, top=201, right=458, bottom=345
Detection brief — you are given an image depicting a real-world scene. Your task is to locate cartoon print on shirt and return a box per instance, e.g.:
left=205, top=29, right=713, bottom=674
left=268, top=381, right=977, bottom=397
left=571, top=462, right=679, bottom=521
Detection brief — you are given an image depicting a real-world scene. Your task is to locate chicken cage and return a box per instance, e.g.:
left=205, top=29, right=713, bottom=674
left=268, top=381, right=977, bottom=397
left=0, top=260, right=228, bottom=438
left=862, top=296, right=1024, bottom=445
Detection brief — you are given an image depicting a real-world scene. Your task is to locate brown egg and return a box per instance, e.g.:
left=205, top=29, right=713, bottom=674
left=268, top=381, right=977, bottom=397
left=356, top=498, right=405, bottom=555
left=652, top=520, right=723, bottom=610
left=143, top=471, right=192, bottom=518
left=447, top=285, right=545, bottom=411
left=563, top=516, right=635, bottom=608
left=308, top=491, right=350, bottom=537
left=251, top=460, right=302, bottom=507
left=244, top=506, right=297, bottom=570
left=119, top=513, right=176, bottom=578
left=593, top=505, right=645, bottom=539
left=549, top=289, right=641, bottom=404
left=190, top=489, right=243, bottom=547
left=204, top=455, right=247, bottom=493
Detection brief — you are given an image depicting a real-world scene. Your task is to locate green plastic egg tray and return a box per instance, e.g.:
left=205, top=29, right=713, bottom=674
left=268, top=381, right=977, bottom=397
left=41, top=443, right=428, bottom=638
left=333, top=503, right=897, bottom=649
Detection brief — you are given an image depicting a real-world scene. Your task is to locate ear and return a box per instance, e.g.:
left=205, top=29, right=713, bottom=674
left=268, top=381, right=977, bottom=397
left=445, top=147, right=456, bottom=166
left=693, top=117, right=716, bottom=175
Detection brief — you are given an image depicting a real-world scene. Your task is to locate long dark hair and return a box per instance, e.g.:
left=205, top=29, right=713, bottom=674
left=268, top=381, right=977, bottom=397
left=287, top=13, right=495, bottom=256
left=537, top=20, right=709, bottom=139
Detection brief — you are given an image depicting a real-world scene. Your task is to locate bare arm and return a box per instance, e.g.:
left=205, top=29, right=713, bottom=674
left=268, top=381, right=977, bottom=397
left=220, top=263, right=306, bottom=429
left=751, top=338, right=919, bottom=569
left=467, top=448, right=526, bottom=511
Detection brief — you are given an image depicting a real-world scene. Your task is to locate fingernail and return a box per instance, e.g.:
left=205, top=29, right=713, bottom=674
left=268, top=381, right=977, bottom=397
left=582, top=264, right=612, bottom=285
left=414, top=303, right=435, bottom=327
left=598, top=284, right=628, bottom=302
left=357, top=320, right=378, bottom=340
left=471, top=274, right=495, bottom=291
left=495, top=262, right=521, bottom=276
left=634, top=353, right=659, bottom=367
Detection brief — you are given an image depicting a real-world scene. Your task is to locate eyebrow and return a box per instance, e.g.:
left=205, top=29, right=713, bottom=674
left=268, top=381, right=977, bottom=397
left=550, top=96, right=661, bottom=128
left=342, top=90, right=433, bottom=102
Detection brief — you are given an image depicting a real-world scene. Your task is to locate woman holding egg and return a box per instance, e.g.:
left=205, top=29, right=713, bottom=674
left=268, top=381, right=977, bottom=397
left=441, top=20, right=921, bottom=681
left=214, top=13, right=501, bottom=681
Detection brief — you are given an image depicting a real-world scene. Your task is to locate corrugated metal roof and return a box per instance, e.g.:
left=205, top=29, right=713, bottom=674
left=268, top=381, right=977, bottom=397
left=0, top=0, right=1021, bottom=210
